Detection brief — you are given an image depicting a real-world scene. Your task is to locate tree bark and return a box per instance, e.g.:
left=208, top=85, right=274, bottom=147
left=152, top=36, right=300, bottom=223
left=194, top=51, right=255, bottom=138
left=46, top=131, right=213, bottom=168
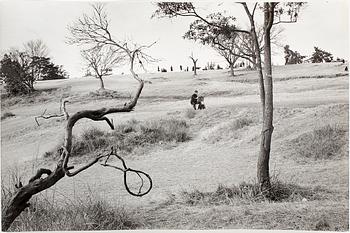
left=229, top=63, right=235, bottom=76
left=98, top=75, right=105, bottom=90
left=257, top=3, right=275, bottom=193
left=193, top=61, right=197, bottom=75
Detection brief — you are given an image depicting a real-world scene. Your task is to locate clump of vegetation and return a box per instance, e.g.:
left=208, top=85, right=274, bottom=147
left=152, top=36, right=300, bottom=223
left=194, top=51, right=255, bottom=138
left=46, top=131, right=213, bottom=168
left=1, top=112, right=15, bottom=120
left=185, top=109, right=196, bottom=119
left=2, top=186, right=140, bottom=231
left=203, top=117, right=254, bottom=143
left=45, top=118, right=190, bottom=158
left=179, top=177, right=329, bottom=206
left=291, top=124, right=348, bottom=160
left=86, top=90, right=123, bottom=99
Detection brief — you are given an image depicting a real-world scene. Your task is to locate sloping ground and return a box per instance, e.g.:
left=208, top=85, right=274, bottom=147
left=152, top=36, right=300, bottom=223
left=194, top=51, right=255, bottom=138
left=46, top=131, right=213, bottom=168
left=1, top=62, right=349, bottom=230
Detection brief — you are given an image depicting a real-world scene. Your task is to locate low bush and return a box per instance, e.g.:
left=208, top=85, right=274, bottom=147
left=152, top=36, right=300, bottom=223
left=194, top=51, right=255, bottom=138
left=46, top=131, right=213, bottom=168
left=291, top=124, right=348, bottom=160
left=179, top=177, right=330, bottom=206
left=1, top=112, right=15, bottom=120
left=45, top=118, right=190, bottom=158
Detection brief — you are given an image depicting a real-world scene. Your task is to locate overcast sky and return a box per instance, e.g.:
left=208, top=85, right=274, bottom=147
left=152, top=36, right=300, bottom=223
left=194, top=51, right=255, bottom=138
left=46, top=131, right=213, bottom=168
left=0, top=0, right=348, bottom=78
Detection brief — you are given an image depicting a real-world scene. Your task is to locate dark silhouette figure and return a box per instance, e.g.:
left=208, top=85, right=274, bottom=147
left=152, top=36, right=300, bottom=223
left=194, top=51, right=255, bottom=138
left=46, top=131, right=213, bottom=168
left=197, top=96, right=206, bottom=110
left=190, top=90, right=198, bottom=110
left=345, top=66, right=348, bottom=72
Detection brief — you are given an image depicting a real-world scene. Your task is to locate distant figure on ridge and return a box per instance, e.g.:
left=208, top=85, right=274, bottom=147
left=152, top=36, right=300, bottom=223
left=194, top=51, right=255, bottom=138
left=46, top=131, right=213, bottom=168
left=190, top=90, right=198, bottom=110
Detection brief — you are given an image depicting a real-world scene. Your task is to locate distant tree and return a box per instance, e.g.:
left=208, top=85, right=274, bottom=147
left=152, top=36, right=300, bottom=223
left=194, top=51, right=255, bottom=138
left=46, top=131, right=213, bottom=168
left=205, top=61, right=216, bottom=70
left=180, top=65, right=182, bottom=71
left=311, top=47, right=333, bottom=63
left=24, top=39, right=49, bottom=58
left=81, top=46, right=123, bottom=90
left=0, top=50, right=68, bottom=95
left=170, top=65, right=173, bottom=71
left=284, top=45, right=306, bottom=64
left=29, top=56, right=68, bottom=81
left=161, top=68, right=167, bottom=72
left=157, top=66, right=160, bottom=72
left=0, top=53, right=31, bottom=95
left=189, top=53, right=198, bottom=75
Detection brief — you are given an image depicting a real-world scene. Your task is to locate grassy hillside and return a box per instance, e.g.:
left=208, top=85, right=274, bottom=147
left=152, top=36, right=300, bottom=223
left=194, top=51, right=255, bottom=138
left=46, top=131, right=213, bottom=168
left=1, top=62, right=348, bottom=231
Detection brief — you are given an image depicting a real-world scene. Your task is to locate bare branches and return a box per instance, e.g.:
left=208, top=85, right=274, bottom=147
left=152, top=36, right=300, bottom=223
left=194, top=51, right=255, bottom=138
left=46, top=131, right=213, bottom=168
left=35, top=99, right=69, bottom=126
left=273, top=2, right=305, bottom=25
left=100, top=147, right=152, bottom=197
left=61, top=79, right=144, bottom=177
left=153, top=2, right=250, bottom=34
left=68, top=3, right=157, bottom=83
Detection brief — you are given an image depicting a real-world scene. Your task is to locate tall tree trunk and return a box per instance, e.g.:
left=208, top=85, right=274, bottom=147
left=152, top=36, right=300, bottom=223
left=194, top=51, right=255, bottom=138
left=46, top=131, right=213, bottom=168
left=229, top=63, right=235, bottom=76
left=257, top=3, right=275, bottom=193
left=193, top=61, right=197, bottom=75
left=98, top=76, right=105, bottom=90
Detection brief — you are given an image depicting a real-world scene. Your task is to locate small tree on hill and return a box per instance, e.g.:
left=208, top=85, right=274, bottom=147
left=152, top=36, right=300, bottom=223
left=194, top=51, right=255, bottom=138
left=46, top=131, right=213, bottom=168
left=311, top=47, right=333, bottom=63
left=189, top=53, right=198, bottom=75
left=81, top=46, right=123, bottom=90
left=284, top=45, right=306, bottom=64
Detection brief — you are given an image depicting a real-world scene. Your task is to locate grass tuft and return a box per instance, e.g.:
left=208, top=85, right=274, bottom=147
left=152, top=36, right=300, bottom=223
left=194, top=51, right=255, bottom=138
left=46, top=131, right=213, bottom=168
left=179, top=177, right=330, bottom=206
left=290, top=124, right=348, bottom=160
left=45, top=118, right=190, bottom=158
left=2, top=191, right=141, bottom=231
left=202, top=117, right=254, bottom=143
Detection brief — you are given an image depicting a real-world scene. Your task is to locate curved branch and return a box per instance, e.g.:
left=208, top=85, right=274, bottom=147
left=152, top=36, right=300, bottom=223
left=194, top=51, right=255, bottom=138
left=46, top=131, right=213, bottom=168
left=62, top=79, right=144, bottom=177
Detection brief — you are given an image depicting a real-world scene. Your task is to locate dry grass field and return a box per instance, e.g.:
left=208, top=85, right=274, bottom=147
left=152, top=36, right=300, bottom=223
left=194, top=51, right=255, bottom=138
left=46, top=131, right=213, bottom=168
left=1, top=62, right=348, bottom=231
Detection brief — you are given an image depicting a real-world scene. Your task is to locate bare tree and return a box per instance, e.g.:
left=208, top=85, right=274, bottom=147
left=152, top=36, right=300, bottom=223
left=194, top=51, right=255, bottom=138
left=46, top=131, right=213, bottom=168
left=2, top=3, right=156, bottom=230
left=68, top=3, right=157, bottom=82
left=189, top=52, right=198, bottom=75
left=24, top=39, right=49, bottom=58
left=81, top=46, right=124, bottom=90
left=154, top=2, right=304, bottom=193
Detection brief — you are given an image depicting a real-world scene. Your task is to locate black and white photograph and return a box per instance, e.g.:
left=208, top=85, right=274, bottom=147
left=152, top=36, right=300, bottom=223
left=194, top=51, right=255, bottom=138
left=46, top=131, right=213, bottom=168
left=0, top=0, right=348, bottom=231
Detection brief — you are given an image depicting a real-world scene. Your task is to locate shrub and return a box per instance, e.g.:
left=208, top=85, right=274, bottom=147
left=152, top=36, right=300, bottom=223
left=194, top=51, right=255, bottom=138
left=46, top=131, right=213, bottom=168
left=1, top=112, right=15, bottom=120
left=291, top=124, right=347, bottom=160
left=45, top=118, right=190, bottom=158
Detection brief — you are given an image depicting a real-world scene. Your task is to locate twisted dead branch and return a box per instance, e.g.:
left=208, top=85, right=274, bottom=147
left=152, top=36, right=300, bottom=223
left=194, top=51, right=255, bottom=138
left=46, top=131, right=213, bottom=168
left=2, top=78, right=146, bottom=231
left=2, top=4, right=154, bottom=231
